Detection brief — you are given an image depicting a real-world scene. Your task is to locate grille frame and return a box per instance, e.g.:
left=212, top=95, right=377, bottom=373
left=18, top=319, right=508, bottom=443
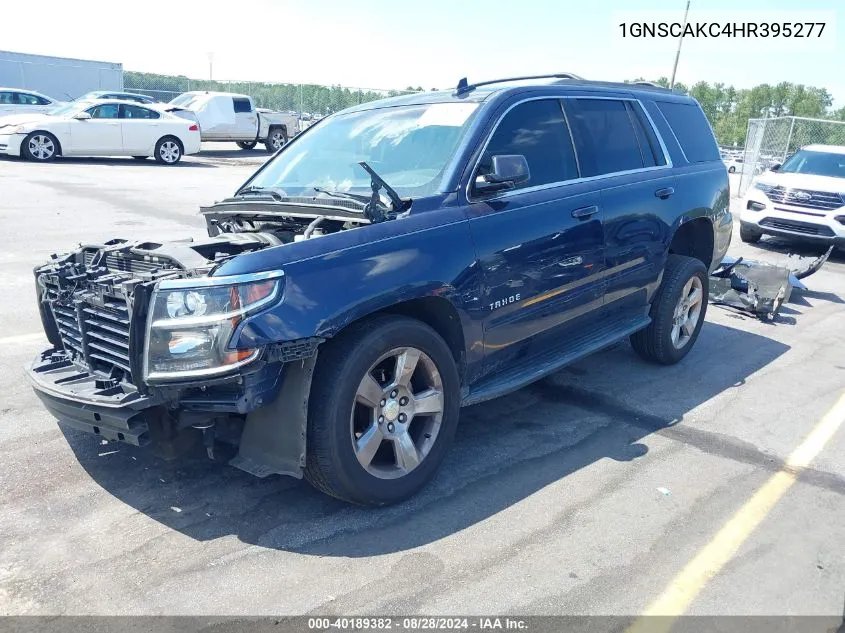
left=758, top=217, right=836, bottom=237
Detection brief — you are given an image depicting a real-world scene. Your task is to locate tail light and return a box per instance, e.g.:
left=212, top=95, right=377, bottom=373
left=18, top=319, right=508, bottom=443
left=188, top=124, right=199, bottom=131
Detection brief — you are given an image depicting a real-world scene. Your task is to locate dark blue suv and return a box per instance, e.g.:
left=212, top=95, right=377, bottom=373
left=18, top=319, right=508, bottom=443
left=29, top=74, right=732, bottom=505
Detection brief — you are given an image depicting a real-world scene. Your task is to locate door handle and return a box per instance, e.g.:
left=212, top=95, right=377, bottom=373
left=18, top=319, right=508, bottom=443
left=571, top=205, right=599, bottom=219
left=654, top=187, right=675, bottom=199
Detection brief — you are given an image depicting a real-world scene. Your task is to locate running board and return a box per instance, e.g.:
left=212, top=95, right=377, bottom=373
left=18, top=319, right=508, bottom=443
left=462, top=312, right=650, bottom=407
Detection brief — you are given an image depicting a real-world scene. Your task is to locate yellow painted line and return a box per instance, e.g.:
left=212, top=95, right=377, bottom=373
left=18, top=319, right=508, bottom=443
left=627, top=390, right=845, bottom=633
left=0, top=332, right=44, bottom=345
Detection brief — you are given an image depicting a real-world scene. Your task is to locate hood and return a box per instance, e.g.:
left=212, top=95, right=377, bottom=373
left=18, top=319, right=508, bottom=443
left=0, top=112, right=50, bottom=128
left=757, top=171, right=845, bottom=194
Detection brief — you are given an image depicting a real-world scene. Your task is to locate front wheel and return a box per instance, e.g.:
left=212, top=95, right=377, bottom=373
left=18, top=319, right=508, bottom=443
left=739, top=223, right=762, bottom=244
left=265, top=128, right=287, bottom=153
left=22, top=132, right=59, bottom=161
left=305, top=315, right=460, bottom=506
left=236, top=140, right=257, bottom=150
left=154, top=137, right=182, bottom=165
left=728, top=166, right=736, bottom=173
left=630, top=254, right=708, bottom=365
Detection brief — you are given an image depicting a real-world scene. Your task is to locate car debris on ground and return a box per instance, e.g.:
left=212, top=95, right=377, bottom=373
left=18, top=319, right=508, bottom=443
left=709, top=246, right=834, bottom=318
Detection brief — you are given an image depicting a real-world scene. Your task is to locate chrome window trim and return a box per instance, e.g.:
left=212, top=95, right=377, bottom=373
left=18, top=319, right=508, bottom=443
left=465, top=95, right=674, bottom=204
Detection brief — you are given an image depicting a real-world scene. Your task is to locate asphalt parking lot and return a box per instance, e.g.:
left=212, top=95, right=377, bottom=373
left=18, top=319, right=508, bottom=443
left=1, top=149, right=843, bottom=620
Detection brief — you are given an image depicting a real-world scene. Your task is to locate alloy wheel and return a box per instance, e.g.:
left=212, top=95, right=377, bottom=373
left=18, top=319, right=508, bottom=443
left=671, top=276, right=704, bottom=349
left=159, top=141, right=181, bottom=163
left=28, top=135, right=55, bottom=160
left=350, top=347, right=445, bottom=479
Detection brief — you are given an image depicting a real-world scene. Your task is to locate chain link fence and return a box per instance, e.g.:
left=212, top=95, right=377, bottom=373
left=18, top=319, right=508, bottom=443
left=123, top=72, right=422, bottom=118
left=738, top=116, right=845, bottom=196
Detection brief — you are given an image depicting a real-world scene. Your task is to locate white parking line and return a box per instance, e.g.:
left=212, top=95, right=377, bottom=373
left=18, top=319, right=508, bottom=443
left=0, top=333, right=45, bottom=345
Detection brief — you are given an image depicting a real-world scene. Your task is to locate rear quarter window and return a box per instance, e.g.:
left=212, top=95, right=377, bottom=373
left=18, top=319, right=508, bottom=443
left=655, top=101, right=719, bottom=163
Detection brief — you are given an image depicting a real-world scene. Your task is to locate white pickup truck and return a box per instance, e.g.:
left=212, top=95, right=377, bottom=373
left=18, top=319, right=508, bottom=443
left=165, top=91, right=300, bottom=153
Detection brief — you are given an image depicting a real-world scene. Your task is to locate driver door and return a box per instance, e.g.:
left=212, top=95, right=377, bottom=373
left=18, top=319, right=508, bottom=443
left=69, top=103, right=123, bottom=154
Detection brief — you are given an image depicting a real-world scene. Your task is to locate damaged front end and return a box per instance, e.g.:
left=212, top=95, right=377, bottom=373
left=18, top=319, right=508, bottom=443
left=28, top=234, right=319, bottom=477
left=709, top=246, right=834, bottom=318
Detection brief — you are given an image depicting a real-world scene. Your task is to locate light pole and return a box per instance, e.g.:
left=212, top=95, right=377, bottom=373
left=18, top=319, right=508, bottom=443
left=669, top=0, right=691, bottom=90
left=207, top=52, right=214, bottom=81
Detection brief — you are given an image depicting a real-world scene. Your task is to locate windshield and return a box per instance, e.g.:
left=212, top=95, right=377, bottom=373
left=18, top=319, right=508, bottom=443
left=780, top=149, right=845, bottom=179
left=48, top=102, right=88, bottom=117
left=244, top=102, right=479, bottom=198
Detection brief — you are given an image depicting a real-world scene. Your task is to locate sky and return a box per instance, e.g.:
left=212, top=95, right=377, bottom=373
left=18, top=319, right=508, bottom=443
left=2, top=0, right=843, bottom=106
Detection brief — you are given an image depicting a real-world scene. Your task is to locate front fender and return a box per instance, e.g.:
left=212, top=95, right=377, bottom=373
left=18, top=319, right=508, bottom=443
left=223, top=204, right=482, bottom=351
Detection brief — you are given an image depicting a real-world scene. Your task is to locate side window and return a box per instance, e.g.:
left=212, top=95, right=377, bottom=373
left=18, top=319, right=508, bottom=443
left=626, top=102, right=666, bottom=167
left=233, top=97, right=252, bottom=113
left=18, top=93, right=50, bottom=106
left=120, top=104, right=160, bottom=119
left=655, top=101, right=720, bottom=163
left=563, top=99, right=645, bottom=177
left=476, top=99, right=578, bottom=192
left=0, top=92, right=16, bottom=104
left=87, top=104, right=120, bottom=119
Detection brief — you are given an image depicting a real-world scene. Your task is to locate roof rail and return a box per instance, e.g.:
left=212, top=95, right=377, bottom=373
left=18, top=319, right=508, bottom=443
left=454, top=73, right=584, bottom=96
left=631, top=81, right=669, bottom=90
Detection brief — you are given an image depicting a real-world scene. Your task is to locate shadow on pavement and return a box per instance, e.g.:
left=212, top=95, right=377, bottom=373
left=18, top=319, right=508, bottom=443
left=0, top=155, right=218, bottom=168
left=61, top=321, right=790, bottom=557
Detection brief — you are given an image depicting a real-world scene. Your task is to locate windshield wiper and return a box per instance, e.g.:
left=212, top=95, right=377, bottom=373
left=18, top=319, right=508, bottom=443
left=233, top=185, right=285, bottom=200
left=358, top=161, right=409, bottom=223
left=312, top=187, right=368, bottom=205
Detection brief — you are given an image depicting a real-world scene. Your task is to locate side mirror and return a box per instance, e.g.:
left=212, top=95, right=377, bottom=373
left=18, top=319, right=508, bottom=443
left=769, top=163, right=781, bottom=172
left=474, top=155, right=531, bottom=194
left=73, top=111, right=92, bottom=120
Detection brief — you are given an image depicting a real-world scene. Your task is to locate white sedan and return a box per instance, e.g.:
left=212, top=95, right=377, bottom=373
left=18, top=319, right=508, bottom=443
left=0, top=87, right=63, bottom=115
left=0, top=100, right=201, bottom=164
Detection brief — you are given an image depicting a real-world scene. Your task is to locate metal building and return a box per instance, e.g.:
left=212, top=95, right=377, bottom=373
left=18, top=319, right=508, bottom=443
left=0, top=50, right=123, bottom=101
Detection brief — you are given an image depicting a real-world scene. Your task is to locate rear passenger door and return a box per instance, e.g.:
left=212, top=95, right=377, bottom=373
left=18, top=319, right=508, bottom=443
left=467, top=98, right=605, bottom=375
left=119, top=104, right=161, bottom=154
left=563, top=97, right=676, bottom=312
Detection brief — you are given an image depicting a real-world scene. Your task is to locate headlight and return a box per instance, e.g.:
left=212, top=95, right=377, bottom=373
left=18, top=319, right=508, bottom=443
left=753, top=182, right=775, bottom=194
left=143, top=271, right=283, bottom=382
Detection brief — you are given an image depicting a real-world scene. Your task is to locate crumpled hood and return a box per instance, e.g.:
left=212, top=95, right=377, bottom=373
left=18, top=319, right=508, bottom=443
left=0, top=113, right=50, bottom=129
left=756, top=171, right=845, bottom=195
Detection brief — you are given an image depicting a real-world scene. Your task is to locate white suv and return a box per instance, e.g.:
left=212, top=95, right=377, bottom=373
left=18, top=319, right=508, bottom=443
left=740, top=144, right=845, bottom=249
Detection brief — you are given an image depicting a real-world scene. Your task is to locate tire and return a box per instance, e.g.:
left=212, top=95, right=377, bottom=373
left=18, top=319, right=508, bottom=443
left=265, top=127, right=287, bottom=153
left=236, top=141, right=257, bottom=150
left=739, top=223, right=762, bottom=244
left=728, top=166, right=736, bottom=173
left=154, top=136, right=183, bottom=165
left=630, top=254, right=708, bottom=365
left=132, top=156, right=148, bottom=160
left=21, top=132, right=59, bottom=162
left=304, top=315, right=460, bottom=506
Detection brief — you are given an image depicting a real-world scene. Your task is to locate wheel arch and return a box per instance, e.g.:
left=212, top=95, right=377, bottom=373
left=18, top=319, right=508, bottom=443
left=668, top=216, right=715, bottom=271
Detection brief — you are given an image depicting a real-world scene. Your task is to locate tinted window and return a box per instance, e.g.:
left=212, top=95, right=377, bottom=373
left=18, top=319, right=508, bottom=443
left=87, top=104, right=119, bottom=119
left=564, top=99, right=644, bottom=177
left=18, top=93, right=50, bottom=105
left=627, top=101, right=666, bottom=167
left=477, top=99, right=577, bottom=191
left=120, top=104, right=159, bottom=119
left=233, top=97, right=252, bottom=113
left=0, top=92, right=15, bottom=104
left=656, top=101, right=719, bottom=163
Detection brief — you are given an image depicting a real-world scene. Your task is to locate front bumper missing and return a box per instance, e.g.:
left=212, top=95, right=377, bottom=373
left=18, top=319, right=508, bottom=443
left=28, top=352, right=158, bottom=446
left=28, top=347, right=318, bottom=479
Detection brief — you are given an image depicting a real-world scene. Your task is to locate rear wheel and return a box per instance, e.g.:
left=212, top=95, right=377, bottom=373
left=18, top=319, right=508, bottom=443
left=630, top=254, right=708, bottom=365
left=739, top=223, right=762, bottom=244
left=236, top=140, right=257, bottom=150
left=305, top=315, right=460, bottom=506
left=154, top=136, right=182, bottom=165
left=265, top=127, right=287, bottom=153
left=22, top=132, right=59, bottom=161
